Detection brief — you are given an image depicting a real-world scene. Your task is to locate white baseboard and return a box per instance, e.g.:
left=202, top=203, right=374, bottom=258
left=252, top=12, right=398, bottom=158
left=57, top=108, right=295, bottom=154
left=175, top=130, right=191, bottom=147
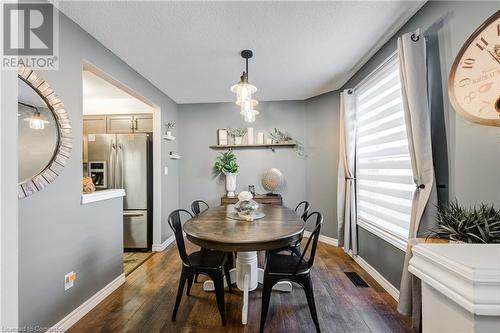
left=48, top=274, right=125, bottom=332
left=152, top=234, right=175, bottom=252
left=351, top=254, right=400, bottom=300
left=303, top=231, right=339, bottom=247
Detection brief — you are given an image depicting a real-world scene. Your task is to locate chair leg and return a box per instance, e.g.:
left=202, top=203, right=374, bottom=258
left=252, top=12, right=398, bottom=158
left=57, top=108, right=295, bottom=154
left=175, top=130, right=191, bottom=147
left=194, top=273, right=199, bottom=283
left=212, top=271, right=227, bottom=326
left=224, top=260, right=232, bottom=293
left=259, top=275, right=276, bottom=333
left=186, top=274, right=194, bottom=296
left=302, top=275, right=320, bottom=333
left=172, top=267, right=188, bottom=321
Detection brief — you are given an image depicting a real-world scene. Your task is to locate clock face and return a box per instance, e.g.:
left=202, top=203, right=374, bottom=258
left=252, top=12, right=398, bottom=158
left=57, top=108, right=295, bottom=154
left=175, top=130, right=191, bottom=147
left=449, top=11, right=500, bottom=126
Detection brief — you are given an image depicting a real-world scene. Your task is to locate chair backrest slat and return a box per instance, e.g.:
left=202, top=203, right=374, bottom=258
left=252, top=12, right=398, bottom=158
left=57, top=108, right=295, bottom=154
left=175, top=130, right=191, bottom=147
left=294, top=212, right=323, bottom=275
left=295, top=201, right=311, bottom=221
left=168, top=209, right=193, bottom=266
left=191, top=200, right=209, bottom=215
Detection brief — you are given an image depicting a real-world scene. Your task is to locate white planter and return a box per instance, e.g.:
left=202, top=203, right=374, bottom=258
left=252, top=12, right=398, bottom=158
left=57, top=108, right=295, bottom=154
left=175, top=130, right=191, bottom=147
left=225, top=172, right=237, bottom=197
left=235, top=137, right=243, bottom=145
left=166, top=130, right=172, bottom=136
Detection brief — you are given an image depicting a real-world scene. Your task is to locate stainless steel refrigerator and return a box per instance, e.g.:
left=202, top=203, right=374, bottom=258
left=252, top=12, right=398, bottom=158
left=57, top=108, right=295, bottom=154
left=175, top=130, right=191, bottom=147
left=86, top=133, right=153, bottom=250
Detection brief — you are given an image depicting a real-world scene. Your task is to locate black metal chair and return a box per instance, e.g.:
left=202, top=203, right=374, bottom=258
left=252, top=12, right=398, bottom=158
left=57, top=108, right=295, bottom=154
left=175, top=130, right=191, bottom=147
left=191, top=200, right=209, bottom=215
left=168, top=209, right=232, bottom=326
left=286, top=201, right=312, bottom=256
left=295, top=200, right=311, bottom=221
left=190, top=200, right=234, bottom=283
left=260, top=212, right=323, bottom=333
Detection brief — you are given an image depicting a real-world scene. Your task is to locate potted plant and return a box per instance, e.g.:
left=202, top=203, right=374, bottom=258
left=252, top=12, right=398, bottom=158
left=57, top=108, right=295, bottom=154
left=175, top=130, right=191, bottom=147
left=227, top=127, right=247, bottom=145
left=165, top=121, right=175, bottom=136
left=429, top=202, right=500, bottom=243
left=214, top=150, right=239, bottom=197
left=269, top=128, right=292, bottom=144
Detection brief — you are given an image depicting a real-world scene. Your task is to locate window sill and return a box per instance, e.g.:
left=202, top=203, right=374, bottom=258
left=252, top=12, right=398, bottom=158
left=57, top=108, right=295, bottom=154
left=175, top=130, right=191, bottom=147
left=81, top=189, right=126, bottom=205
left=357, top=219, right=408, bottom=252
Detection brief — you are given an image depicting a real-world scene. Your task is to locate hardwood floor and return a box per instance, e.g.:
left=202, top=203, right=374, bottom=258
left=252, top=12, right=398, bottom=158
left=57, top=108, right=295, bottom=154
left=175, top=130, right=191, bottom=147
left=123, top=252, right=155, bottom=276
left=70, top=241, right=412, bottom=333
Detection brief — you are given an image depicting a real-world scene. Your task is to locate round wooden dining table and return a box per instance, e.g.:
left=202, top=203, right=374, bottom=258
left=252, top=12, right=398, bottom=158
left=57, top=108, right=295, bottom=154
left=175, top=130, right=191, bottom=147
left=183, top=204, right=304, bottom=325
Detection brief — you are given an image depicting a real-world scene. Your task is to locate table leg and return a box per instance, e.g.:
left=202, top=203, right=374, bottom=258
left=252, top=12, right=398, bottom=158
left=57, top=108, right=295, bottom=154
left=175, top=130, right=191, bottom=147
left=201, top=267, right=237, bottom=291
left=242, top=274, right=249, bottom=325
left=202, top=250, right=292, bottom=325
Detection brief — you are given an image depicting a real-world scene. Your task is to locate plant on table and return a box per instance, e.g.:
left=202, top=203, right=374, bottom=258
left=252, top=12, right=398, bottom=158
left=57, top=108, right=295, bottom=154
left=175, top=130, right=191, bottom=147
left=429, top=201, right=500, bottom=243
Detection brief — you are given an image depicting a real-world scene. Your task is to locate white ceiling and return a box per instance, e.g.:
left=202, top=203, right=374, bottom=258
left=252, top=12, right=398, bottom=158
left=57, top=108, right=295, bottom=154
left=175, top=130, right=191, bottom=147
left=58, top=1, right=425, bottom=104
left=82, top=70, right=153, bottom=115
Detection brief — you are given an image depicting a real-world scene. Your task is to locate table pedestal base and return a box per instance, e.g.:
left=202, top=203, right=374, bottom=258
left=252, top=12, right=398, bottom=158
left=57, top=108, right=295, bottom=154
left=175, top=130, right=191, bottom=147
left=202, top=251, right=292, bottom=324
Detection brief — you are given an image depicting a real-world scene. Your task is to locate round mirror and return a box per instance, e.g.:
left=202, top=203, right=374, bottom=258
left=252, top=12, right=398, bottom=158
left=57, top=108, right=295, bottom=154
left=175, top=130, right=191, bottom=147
left=17, top=66, right=72, bottom=198
left=18, top=78, right=59, bottom=183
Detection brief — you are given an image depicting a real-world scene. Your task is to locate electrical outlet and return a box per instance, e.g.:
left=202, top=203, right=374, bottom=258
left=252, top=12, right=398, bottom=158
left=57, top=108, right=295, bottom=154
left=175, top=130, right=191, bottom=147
left=164, top=166, right=168, bottom=175
left=65, top=271, right=76, bottom=291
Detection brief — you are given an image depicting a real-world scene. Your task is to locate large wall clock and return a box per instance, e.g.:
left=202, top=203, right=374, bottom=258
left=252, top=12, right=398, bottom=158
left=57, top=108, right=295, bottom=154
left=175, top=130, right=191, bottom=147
left=448, top=10, right=500, bottom=127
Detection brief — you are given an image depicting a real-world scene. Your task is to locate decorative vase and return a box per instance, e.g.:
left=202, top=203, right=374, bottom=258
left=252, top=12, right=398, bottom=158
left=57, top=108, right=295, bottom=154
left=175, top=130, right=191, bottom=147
left=166, top=130, right=172, bottom=136
left=247, top=127, right=254, bottom=144
left=235, top=136, right=243, bottom=145
left=225, top=172, right=237, bottom=197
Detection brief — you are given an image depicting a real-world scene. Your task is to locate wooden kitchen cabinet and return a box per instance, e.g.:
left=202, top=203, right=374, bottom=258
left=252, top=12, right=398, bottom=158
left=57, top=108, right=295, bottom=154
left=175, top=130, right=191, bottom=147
left=133, top=114, right=153, bottom=133
left=83, top=115, right=107, bottom=134
left=84, top=114, right=153, bottom=134
left=107, top=115, right=134, bottom=133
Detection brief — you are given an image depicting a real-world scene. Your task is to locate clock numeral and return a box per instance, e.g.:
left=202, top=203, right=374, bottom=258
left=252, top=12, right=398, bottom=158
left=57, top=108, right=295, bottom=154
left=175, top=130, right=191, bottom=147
left=462, top=58, right=475, bottom=69
left=464, top=92, right=476, bottom=104
left=476, top=37, right=489, bottom=50
left=458, top=78, right=471, bottom=87
left=478, top=82, right=493, bottom=93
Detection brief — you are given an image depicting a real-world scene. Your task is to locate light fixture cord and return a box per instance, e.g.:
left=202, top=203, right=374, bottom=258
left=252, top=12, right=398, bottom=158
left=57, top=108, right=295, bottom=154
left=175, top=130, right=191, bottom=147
left=246, top=57, right=249, bottom=80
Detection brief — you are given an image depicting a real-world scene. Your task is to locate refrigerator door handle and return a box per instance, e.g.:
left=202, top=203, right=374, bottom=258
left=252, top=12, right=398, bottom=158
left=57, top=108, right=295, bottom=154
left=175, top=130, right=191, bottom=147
left=109, top=139, right=116, bottom=189
left=117, top=143, right=124, bottom=189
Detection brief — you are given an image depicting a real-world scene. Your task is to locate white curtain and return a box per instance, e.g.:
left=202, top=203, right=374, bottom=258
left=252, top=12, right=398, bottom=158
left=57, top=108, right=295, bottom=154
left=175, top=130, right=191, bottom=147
left=396, top=31, right=438, bottom=328
left=337, top=89, right=357, bottom=254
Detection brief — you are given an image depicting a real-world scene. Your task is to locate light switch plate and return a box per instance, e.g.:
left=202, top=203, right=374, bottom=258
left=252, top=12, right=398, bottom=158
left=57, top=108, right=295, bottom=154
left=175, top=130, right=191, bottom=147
left=164, top=166, right=168, bottom=175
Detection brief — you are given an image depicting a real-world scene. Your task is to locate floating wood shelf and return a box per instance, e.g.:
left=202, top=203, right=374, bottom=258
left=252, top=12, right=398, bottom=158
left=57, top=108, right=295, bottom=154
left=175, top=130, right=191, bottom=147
left=209, top=143, right=297, bottom=152
left=169, top=153, right=182, bottom=160
left=162, top=134, right=176, bottom=141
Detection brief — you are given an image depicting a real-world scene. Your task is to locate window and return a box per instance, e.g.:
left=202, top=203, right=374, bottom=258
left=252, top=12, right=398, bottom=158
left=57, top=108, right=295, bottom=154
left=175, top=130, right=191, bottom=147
left=354, top=54, right=414, bottom=251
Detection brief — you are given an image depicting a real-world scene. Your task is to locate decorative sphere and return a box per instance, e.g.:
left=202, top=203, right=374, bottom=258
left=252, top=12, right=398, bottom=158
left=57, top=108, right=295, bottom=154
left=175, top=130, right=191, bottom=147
left=261, top=168, right=284, bottom=193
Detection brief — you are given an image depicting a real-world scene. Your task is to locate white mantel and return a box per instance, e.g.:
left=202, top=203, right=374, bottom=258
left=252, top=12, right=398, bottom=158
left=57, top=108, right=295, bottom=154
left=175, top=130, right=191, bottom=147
left=409, top=244, right=500, bottom=333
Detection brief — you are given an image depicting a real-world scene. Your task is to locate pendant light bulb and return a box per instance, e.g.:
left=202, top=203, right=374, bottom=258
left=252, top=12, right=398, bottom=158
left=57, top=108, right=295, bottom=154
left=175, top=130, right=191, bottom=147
left=230, top=49, right=259, bottom=122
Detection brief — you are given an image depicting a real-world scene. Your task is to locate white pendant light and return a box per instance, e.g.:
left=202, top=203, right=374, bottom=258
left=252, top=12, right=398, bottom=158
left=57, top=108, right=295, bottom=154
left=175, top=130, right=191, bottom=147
left=230, top=49, right=259, bottom=122
left=19, top=102, right=49, bottom=130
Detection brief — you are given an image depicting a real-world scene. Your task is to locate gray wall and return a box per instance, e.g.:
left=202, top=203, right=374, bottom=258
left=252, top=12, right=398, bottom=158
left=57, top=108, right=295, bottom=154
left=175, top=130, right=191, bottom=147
left=18, top=11, right=179, bottom=329
left=339, top=1, right=500, bottom=289
left=178, top=101, right=307, bottom=213
left=178, top=96, right=342, bottom=239
left=304, top=91, right=340, bottom=238
left=1, top=65, right=19, bottom=328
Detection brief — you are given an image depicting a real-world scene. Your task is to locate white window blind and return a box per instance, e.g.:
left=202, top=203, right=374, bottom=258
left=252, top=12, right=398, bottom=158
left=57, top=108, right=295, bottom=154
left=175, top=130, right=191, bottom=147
left=355, top=54, right=414, bottom=247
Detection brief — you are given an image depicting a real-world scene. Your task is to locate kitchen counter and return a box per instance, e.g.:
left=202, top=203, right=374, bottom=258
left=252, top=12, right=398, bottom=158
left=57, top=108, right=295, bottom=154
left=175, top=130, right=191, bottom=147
left=81, top=189, right=126, bottom=205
